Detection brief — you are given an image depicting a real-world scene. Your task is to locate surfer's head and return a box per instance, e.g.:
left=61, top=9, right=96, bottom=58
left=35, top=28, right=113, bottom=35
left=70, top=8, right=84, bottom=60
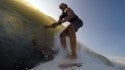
left=59, top=3, right=68, bottom=11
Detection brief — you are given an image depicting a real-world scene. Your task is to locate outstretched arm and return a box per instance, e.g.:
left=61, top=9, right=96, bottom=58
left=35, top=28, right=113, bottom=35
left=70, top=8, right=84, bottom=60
left=44, top=13, right=64, bottom=28
left=58, top=14, right=64, bottom=23
left=60, top=8, right=76, bottom=23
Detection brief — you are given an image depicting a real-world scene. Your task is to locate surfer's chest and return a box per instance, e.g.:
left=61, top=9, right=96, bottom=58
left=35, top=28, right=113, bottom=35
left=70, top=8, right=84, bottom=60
left=62, top=11, right=68, bottom=18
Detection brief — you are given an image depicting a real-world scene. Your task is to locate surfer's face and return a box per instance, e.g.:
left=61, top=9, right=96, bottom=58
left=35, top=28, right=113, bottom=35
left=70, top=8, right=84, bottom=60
left=59, top=3, right=67, bottom=11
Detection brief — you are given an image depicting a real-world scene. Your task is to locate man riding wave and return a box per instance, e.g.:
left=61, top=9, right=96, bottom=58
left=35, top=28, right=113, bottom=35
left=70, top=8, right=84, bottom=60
left=45, top=3, right=83, bottom=59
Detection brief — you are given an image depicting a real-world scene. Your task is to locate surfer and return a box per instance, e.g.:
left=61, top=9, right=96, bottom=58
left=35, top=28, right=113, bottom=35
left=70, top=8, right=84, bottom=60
left=44, top=3, right=83, bottom=59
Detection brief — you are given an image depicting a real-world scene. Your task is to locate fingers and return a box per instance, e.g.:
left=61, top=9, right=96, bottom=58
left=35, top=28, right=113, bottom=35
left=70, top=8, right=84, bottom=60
left=52, top=23, right=59, bottom=28
left=43, top=25, right=51, bottom=28
left=44, top=23, right=60, bottom=29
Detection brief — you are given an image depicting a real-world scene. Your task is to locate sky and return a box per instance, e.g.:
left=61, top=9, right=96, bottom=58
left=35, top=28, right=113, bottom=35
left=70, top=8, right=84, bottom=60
left=24, top=0, right=125, bottom=60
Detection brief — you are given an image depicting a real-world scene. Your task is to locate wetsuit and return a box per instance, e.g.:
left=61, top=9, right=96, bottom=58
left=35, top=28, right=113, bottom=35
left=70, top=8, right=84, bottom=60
left=59, top=8, right=83, bottom=32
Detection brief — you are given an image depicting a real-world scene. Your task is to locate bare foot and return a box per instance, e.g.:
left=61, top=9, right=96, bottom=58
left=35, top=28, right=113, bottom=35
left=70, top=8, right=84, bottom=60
left=67, top=55, right=77, bottom=59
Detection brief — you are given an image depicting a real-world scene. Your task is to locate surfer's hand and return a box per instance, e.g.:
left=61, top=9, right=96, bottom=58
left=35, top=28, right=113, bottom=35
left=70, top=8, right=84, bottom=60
left=51, top=23, right=60, bottom=28
left=44, top=23, right=60, bottom=29
left=43, top=25, right=52, bottom=28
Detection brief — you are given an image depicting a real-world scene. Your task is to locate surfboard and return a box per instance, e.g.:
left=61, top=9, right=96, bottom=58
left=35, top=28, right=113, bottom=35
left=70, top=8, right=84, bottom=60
left=59, top=63, right=82, bottom=68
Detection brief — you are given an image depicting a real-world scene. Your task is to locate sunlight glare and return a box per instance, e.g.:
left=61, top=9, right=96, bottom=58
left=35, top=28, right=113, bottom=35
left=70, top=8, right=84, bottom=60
left=24, top=0, right=57, bottom=20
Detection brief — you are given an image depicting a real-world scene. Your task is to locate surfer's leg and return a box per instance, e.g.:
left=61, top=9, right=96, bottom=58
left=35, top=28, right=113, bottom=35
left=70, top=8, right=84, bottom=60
left=60, top=30, right=67, bottom=49
left=67, top=25, right=77, bottom=59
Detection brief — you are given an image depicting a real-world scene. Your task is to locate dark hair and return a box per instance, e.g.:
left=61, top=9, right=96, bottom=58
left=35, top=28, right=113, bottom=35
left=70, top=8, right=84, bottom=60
left=59, top=3, right=68, bottom=8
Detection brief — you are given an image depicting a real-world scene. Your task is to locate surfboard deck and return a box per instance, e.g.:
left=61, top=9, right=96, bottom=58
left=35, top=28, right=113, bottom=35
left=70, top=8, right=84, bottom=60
left=59, top=63, right=82, bottom=68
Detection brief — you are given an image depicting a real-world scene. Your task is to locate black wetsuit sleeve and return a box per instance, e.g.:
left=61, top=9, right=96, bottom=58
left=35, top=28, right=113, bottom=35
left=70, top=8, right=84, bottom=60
left=59, top=14, right=64, bottom=20
left=58, top=13, right=64, bottom=24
